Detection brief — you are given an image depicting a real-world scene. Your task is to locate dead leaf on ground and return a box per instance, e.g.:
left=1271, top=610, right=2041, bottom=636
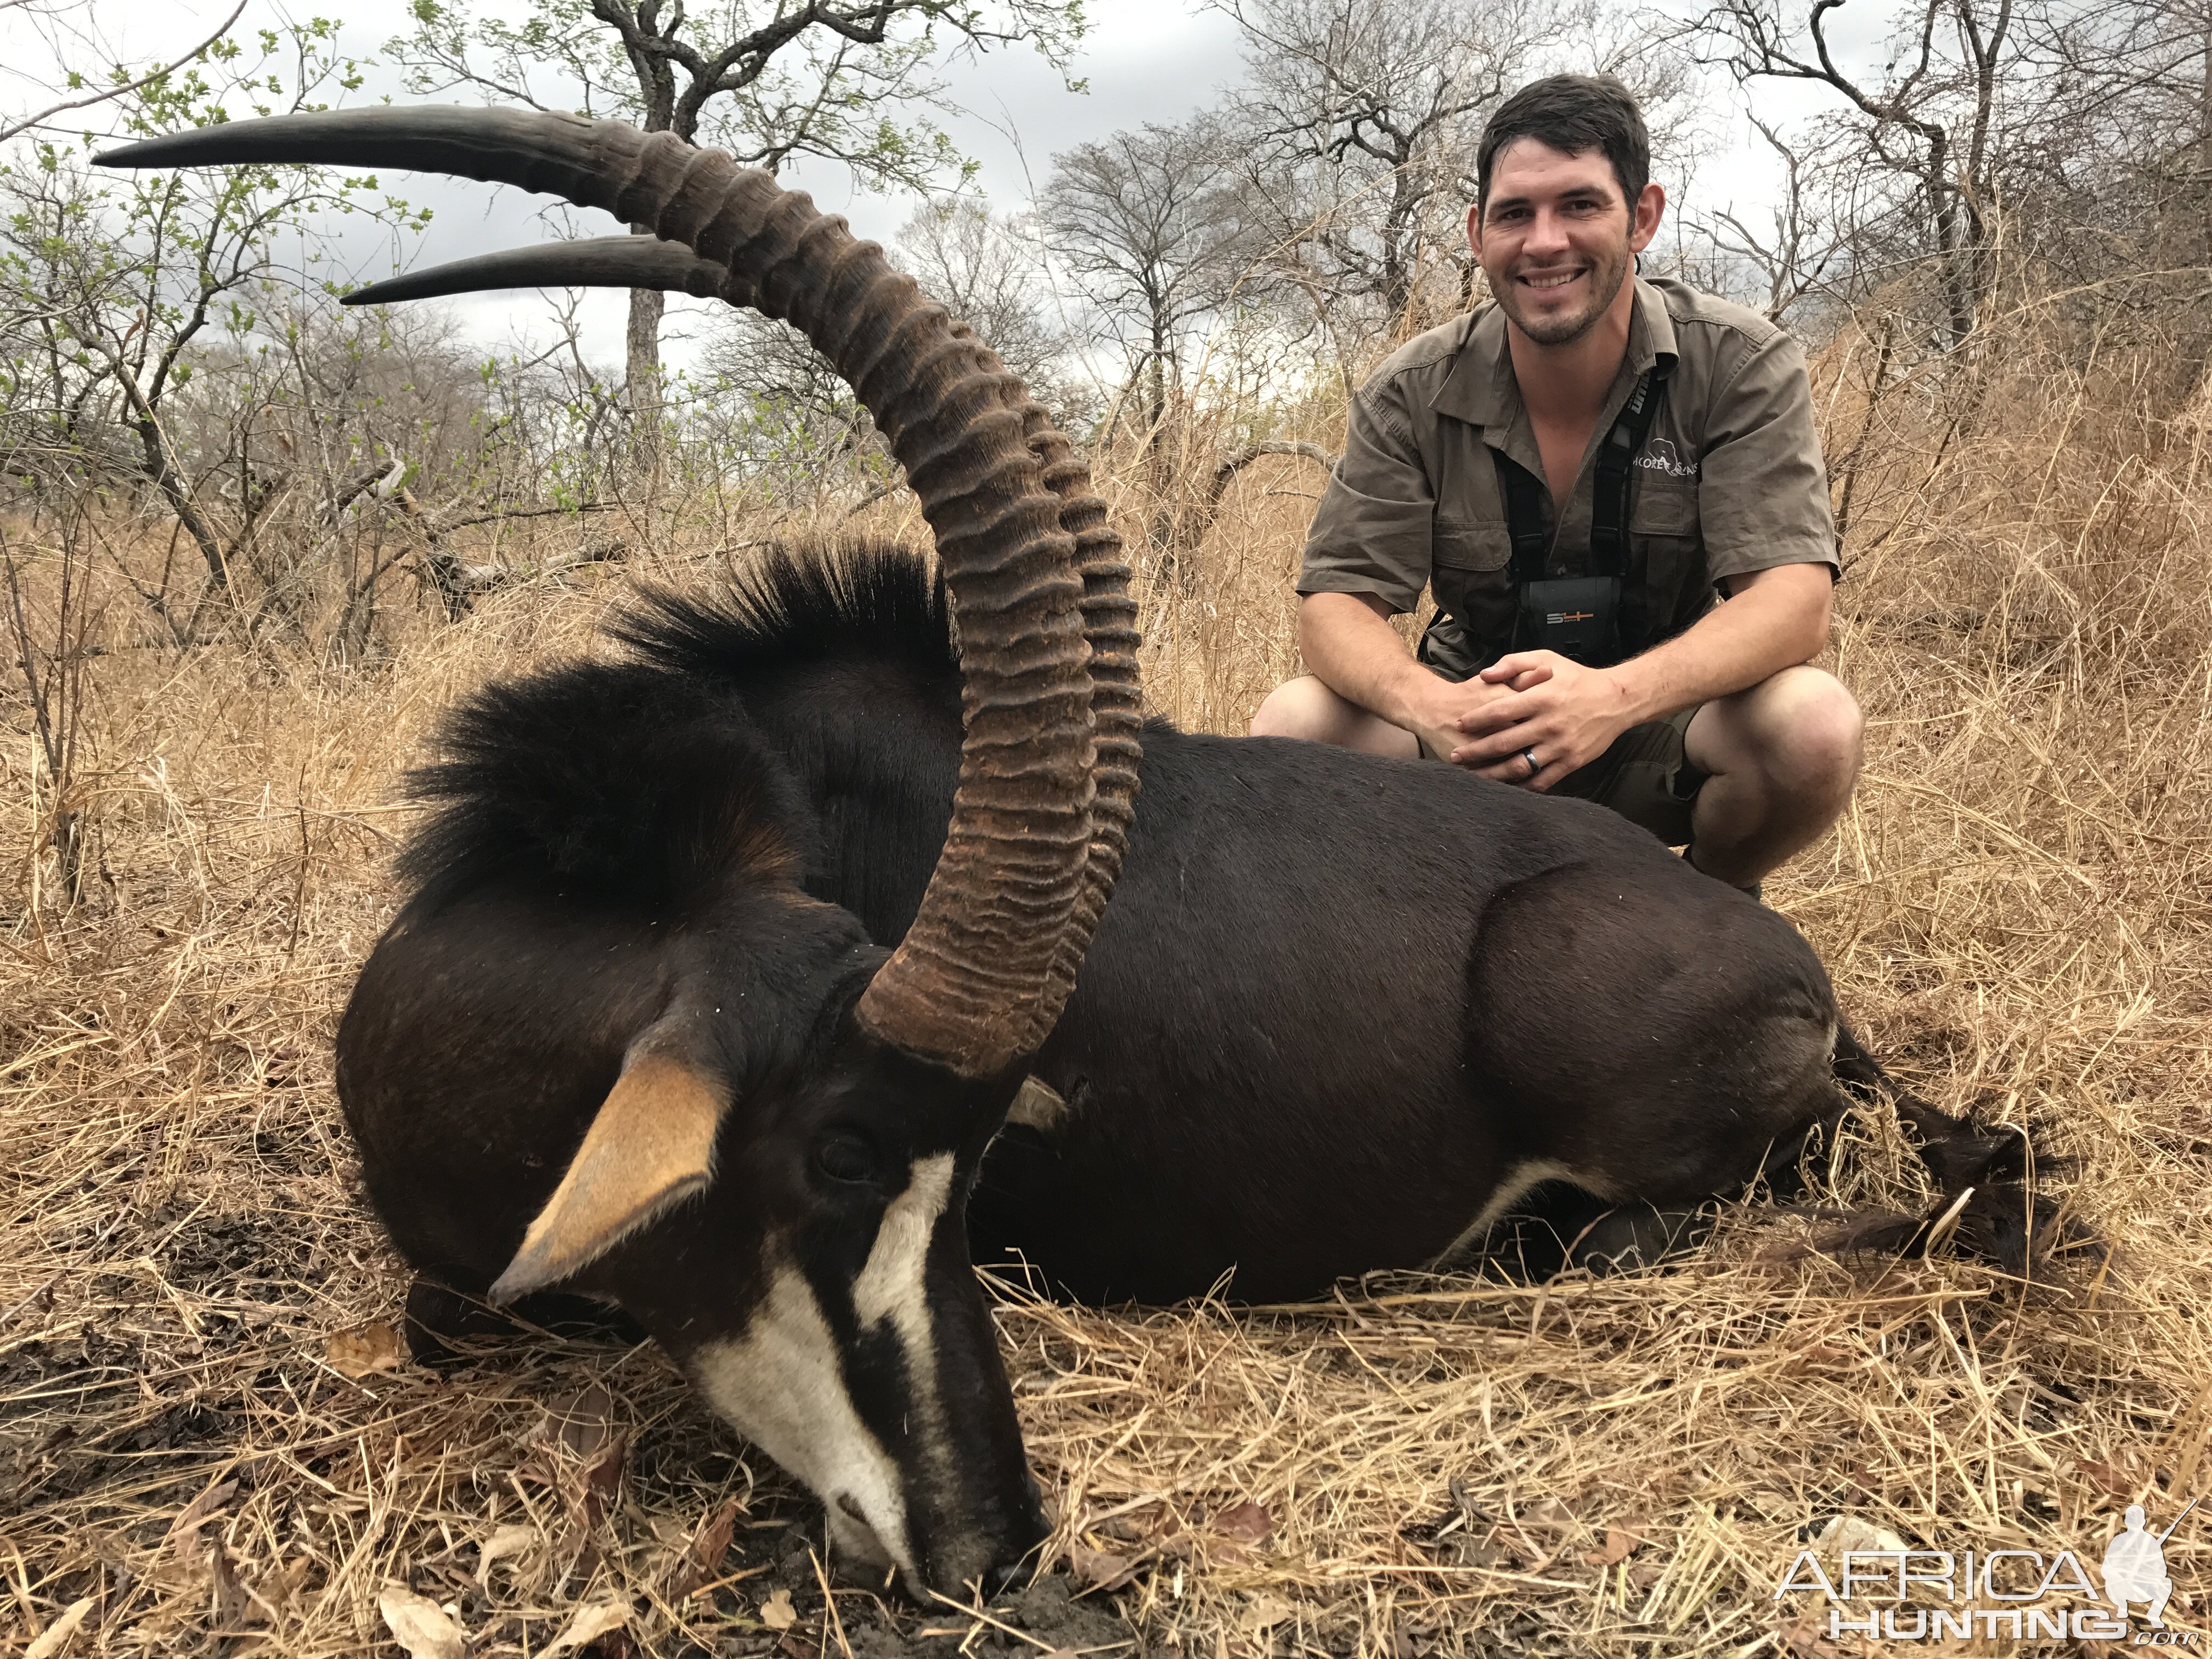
left=1582, top=1525, right=1649, bottom=1566
left=569, top=1436, right=629, bottom=1550
left=1813, top=1514, right=1908, bottom=1561
left=548, top=1382, right=617, bottom=1461
left=542, top=1599, right=632, bottom=1655
left=326, top=1322, right=404, bottom=1378
left=1521, top=1496, right=1575, bottom=1532
left=758, top=1588, right=798, bottom=1631
left=2076, top=1457, right=2136, bottom=1498
left=1442, top=1533, right=1508, bottom=1568
left=248, top=1556, right=313, bottom=1620
left=24, top=1598, right=94, bottom=1659
left=1212, top=1500, right=1273, bottom=1545
left=208, top=1535, right=250, bottom=1626
left=162, top=1477, right=239, bottom=1557
left=585, top=1433, right=627, bottom=1491
left=476, top=1523, right=539, bottom=1587
left=1398, top=1508, right=1465, bottom=1544
left=540, top=1386, right=629, bottom=1569
left=377, top=1583, right=465, bottom=1659
left=1068, top=1543, right=1136, bottom=1592
left=673, top=1498, right=741, bottom=1595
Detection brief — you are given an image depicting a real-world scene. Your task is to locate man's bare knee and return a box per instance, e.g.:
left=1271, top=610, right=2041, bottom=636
left=1251, top=675, right=1419, bottom=758
left=1693, top=668, right=1863, bottom=804
left=1685, top=669, right=1861, bottom=885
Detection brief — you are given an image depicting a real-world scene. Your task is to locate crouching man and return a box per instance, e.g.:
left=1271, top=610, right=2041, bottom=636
left=1251, top=74, right=1861, bottom=892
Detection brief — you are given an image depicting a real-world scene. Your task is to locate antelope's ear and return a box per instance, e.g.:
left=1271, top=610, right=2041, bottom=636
left=490, top=1052, right=729, bottom=1303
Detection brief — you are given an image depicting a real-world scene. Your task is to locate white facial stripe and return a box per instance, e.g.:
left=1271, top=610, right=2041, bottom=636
left=853, top=1153, right=955, bottom=1338
left=690, top=1261, right=916, bottom=1579
left=852, top=1152, right=955, bottom=1452
left=688, top=1156, right=962, bottom=1590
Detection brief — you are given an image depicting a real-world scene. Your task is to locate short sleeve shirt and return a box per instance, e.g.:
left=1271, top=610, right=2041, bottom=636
left=1299, top=276, right=1838, bottom=670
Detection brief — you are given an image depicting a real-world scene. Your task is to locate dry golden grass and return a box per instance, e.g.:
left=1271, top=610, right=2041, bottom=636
left=3, top=322, right=2209, bottom=1659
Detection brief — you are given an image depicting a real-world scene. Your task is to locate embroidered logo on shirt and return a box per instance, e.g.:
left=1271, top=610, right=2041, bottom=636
left=1635, top=437, right=1699, bottom=480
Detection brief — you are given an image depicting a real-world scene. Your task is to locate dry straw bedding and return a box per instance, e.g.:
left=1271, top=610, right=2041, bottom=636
left=3, top=344, right=2211, bottom=1658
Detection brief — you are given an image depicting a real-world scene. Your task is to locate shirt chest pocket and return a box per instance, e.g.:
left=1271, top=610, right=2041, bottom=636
left=1627, top=478, right=1701, bottom=645
left=1430, top=515, right=1516, bottom=652
left=1631, top=479, right=1699, bottom=539
left=1433, top=516, right=1511, bottom=575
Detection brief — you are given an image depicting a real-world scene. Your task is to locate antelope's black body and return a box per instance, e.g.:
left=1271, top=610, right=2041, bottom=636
left=355, top=545, right=1850, bottom=1311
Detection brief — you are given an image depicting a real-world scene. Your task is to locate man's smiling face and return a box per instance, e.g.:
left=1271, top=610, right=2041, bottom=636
left=1470, top=138, right=1662, bottom=347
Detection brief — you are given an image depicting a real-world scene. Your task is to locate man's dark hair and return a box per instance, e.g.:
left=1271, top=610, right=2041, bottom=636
left=1476, top=75, right=1649, bottom=218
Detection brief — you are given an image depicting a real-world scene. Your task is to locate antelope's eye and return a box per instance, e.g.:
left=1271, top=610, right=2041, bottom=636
left=816, top=1135, right=878, bottom=1185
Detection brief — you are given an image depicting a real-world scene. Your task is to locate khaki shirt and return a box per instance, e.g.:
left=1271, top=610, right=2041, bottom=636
left=1300, top=276, right=1837, bottom=672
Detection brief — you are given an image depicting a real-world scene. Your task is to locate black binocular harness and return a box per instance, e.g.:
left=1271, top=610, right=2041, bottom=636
left=1420, top=360, right=1674, bottom=677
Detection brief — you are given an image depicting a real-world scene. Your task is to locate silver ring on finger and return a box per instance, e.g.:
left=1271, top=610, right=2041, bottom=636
left=1521, top=747, right=1541, bottom=779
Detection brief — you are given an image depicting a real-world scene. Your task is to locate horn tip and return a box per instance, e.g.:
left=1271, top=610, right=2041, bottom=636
left=343, top=276, right=431, bottom=307
left=486, top=1255, right=551, bottom=1306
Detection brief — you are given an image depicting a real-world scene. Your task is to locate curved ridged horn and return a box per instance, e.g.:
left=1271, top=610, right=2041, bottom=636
left=96, top=108, right=1115, bottom=1079
left=330, top=231, right=1145, bottom=1051
left=344, top=236, right=729, bottom=307
left=1001, top=396, right=1138, bottom=1047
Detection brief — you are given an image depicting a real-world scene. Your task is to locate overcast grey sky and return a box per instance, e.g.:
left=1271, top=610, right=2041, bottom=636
left=26, top=0, right=1903, bottom=371
left=49, top=0, right=1249, bottom=369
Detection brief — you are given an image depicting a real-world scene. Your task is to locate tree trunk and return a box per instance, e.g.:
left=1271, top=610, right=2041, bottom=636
left=627, top=259, right=666, bottom=486
left=1920, top=127, right=1976, bottom=350
left=130, top=417, right=228, bottom=584
left=1147, top=310, right=1169, bottom=443
left=2201, top=0, right=2211, bottom=184
left=1382, top=160, right=1417, bottom=325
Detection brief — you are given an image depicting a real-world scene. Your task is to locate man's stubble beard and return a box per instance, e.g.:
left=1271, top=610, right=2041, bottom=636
left=1496, top=240, right=1632, bottom=346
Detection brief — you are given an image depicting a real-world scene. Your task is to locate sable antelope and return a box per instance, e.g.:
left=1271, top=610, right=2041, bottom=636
left=98, top=109, right=2064, bottom=1599
left=103, top=105, right=1144, bottom=1595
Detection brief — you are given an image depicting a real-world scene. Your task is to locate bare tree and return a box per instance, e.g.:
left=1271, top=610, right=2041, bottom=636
left=690, top=191, right=1078, bottom=516
left=2023, top=0, right=2212, bottom=266
left=895, top=196, right=1080, bottom=417
left=695, top=305, right=882, bottom=510
left=1040, top=119, right=1251, bottom=447
left=0, top=18, right=423, bottom=637
left=1214, top=0, right=1530, bottom=345
left=393, top=0, right=1085, bottom=473
left=1689, top=114, right=1853, bottom=324
left=1690, top=0, right=2035, bottom=349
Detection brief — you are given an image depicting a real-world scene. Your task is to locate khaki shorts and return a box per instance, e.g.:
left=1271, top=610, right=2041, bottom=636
left=1421, top=702, right=1707, bottom=847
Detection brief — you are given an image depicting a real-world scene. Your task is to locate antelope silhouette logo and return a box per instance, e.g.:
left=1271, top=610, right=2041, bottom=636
left=1634, top=437, right=1697, bottom=479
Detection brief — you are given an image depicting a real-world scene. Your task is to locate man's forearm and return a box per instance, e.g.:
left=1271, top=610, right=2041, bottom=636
left=1607, top=566, right=1832, bottom=723
left=1297, top=592, right=1432, bottom=727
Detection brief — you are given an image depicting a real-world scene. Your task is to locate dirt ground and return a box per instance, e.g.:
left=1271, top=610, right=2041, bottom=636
left=4, top=334, right=2211, bottom=1656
